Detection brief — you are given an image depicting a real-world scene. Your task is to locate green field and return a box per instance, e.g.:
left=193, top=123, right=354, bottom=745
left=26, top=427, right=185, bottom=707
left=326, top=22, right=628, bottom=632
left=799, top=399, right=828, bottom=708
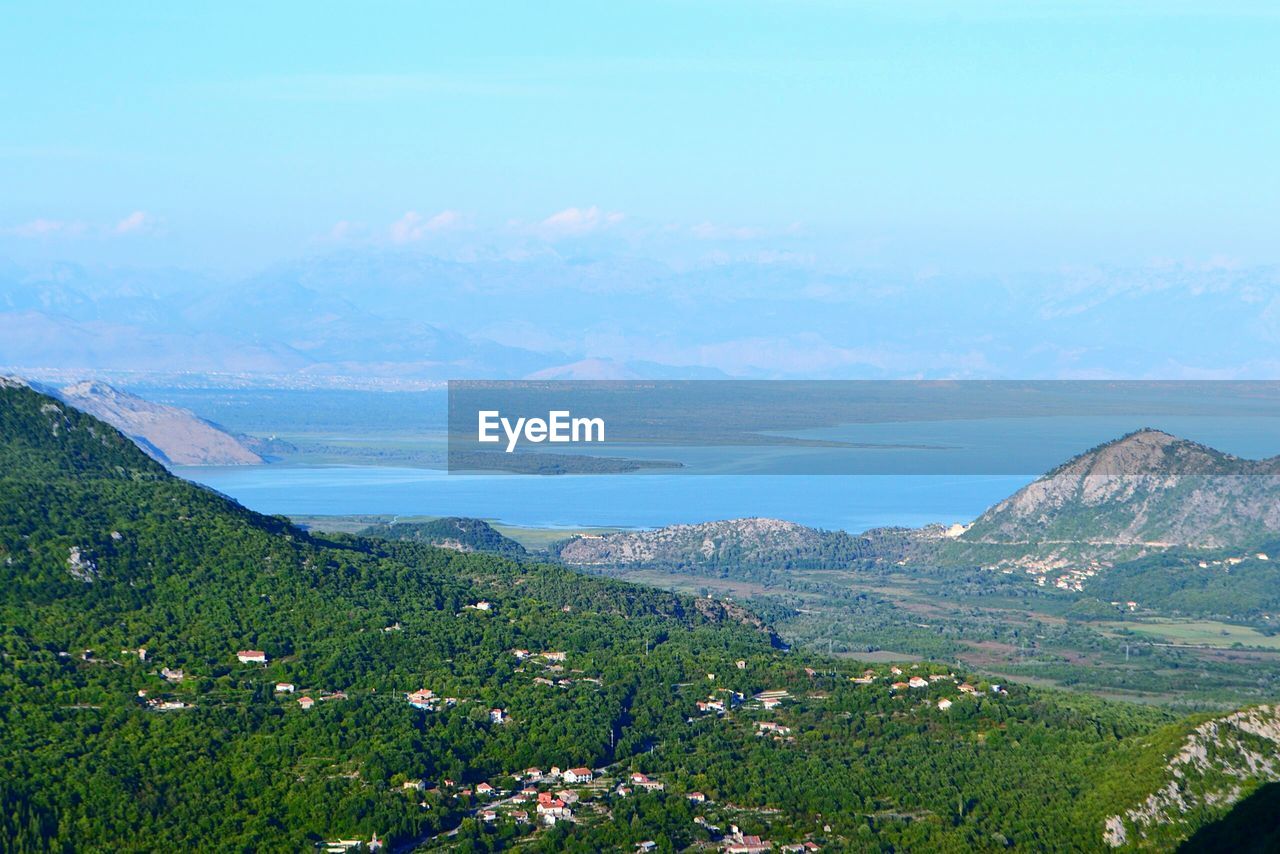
left=292, top=514, right=623, bottom=550
left=1101, top=618, right=1280, bottom=649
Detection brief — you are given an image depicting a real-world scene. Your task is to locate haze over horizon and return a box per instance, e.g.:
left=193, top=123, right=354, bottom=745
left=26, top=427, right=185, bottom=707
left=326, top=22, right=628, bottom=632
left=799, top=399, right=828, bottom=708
left=3, top=2, right=1279, bottom=383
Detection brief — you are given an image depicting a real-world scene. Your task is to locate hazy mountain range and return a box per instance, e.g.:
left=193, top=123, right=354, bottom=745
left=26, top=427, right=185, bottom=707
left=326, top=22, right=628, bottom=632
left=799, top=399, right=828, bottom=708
left=3, top=253, right=1280, bottom=386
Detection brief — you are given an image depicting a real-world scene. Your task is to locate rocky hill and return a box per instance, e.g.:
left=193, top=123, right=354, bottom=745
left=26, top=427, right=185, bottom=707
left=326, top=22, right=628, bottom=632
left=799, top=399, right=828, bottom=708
left=554, top=517, right=918, bottom=576
left=553, top=431, right=1280, bottom=586
left=963, top=429, right=1280, bottom=548
left=40, top=379, right=263, bottom=466
left=923, top=430, right=1280, bottom=576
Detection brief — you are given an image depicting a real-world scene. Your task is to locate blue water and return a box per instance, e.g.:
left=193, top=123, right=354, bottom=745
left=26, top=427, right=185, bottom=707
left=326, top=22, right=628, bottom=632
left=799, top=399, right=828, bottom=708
left=471, top=414, right=1280, bottom=475
left=173, top=408, right=1280, bottom=532
left=177, top=466, right=1033, bottom=532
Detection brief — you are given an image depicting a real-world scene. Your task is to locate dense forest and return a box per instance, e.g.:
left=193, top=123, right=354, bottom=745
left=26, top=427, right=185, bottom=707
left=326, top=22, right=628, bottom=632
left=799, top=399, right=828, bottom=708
left=0, top=382, right=1274, bottom=852
left=359, top=517, right=529, bottom=558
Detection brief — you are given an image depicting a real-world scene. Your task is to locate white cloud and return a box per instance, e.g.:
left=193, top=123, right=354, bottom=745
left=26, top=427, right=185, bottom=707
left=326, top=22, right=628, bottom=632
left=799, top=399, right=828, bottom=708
left=537, top=206, right=624, bottom=238
left=327, top=220, right=357, bottom=241
left=389, top=210, right=462, bottom=243
left=4, top=212, right=156, bottom=239
left=5, top=218, right=87, bottom=238
left=690, top=221, right=763, bottom=241
left=689, top=220, right=803, bottom=241
left=114, top=211, right=151, bottom=234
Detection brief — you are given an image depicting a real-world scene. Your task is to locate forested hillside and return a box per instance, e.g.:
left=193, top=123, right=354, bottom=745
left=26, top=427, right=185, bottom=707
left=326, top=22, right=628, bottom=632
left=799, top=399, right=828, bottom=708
left=1, top=382, right=1276, bottom=852
left=360, top=517, right=528, bottom=558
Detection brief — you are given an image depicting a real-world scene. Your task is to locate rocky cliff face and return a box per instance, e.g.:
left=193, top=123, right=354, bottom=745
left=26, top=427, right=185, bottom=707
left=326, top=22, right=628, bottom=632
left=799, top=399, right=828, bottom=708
left=47, top=380, right=263, bottom=466
left=1104, top=705, right=1280, bottom=848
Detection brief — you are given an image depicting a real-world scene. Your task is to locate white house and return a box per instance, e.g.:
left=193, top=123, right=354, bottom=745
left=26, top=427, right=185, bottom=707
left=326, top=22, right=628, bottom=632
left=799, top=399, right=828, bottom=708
left=407, top=689, right=435, bottom=710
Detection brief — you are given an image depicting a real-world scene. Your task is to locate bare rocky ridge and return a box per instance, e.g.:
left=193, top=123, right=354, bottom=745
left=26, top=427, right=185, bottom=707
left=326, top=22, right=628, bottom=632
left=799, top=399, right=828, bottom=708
left=553, top=517, right=917, bottom=574
left=46, top=380, right=263, bottom=466
left=558, top=518, right=820, bottom=566
left=959, top=429, right=1280, bottom=554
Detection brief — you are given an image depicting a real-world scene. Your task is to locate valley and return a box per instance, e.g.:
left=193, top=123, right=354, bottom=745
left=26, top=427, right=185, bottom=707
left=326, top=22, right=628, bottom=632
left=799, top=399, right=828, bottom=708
left=559, top=562, right=1280, bottom=710
left=6, top=381, right=1280, bottom=850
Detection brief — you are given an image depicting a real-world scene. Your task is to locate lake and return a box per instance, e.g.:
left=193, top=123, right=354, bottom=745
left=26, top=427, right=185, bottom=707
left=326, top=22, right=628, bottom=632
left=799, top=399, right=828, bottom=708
left=159, top=385, right=1280, bottom=532
left=177, top=466, right=1032, bottom=532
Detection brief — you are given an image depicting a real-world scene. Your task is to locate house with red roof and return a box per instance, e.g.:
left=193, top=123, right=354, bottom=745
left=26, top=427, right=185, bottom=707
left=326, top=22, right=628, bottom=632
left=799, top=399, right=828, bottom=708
left=726, top=834, right=772, bottom=853
left=406, top=689, right=435, bottom=710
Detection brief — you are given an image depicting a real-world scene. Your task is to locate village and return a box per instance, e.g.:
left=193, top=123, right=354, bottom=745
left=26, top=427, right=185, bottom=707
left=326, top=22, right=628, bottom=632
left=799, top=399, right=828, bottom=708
left=104, top=614, right=1005, bottom=852
left=1009, top=549, right=1273, bottom=600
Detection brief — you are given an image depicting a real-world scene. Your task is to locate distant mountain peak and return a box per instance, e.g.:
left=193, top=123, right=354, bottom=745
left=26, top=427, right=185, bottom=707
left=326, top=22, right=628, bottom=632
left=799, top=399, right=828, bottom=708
left=1044, top=428, right=1255, bottom=479
left=61, top=379, right=117, bottom=397
left=525, top=358, right=641, bottom=381
left=963, top=429, right=1280, bottom=552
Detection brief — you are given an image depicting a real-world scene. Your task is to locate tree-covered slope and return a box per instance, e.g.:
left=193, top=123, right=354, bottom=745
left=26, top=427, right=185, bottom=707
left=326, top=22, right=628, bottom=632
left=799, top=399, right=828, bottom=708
left=1085, top=544, right=1280, bottom=619
left=0, top=382, right=1276, bottom=853
left=0, top=382, right=773, bottom=850
left=0, top=376, right=167, bottom=480
left=359, top=517, right=528, bottom=558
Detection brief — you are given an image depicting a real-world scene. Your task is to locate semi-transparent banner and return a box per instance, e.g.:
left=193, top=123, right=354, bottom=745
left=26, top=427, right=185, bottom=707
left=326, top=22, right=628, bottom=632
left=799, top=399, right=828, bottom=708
left=446, top=380, right=1280, bottom=475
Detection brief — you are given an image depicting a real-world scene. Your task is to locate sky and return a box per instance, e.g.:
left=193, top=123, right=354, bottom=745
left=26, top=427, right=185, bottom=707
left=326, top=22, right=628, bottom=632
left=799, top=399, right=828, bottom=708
left=2, top=1, right=1278, bottom=275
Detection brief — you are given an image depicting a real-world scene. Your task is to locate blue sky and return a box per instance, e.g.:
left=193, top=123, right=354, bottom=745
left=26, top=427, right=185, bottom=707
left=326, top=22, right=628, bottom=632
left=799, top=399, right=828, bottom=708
left=2, top=2, right=1278, bottom=273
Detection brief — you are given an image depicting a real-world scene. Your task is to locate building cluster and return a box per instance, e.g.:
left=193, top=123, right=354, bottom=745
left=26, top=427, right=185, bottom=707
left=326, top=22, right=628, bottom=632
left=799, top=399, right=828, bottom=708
left=695, top=689, right=744, bottom=715
left=515, top=649, right=603, bottom=691
left=122, top=643, right=852, bottom=848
